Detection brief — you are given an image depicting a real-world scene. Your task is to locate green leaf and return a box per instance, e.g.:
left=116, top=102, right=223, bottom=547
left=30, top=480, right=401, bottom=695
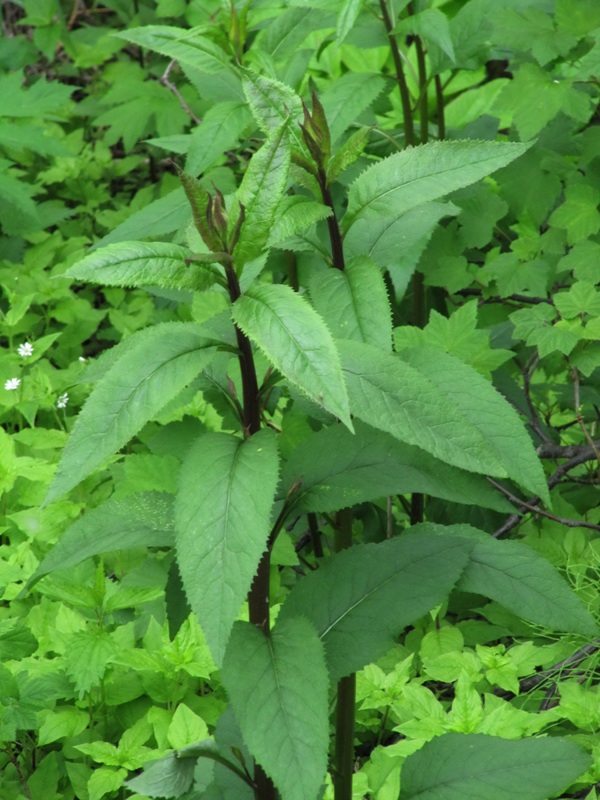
left=395, top=8, right=455, bottom=65
left=345, top=140, right=530, bottom=228
left=186, top=101, right=251, bottom=177
left=233, top=119, right=291, bottom=269
left=259, top=6, right=332, bottom=61
left=65, top=629, right=115, bottom=695
left=65, top=241, right=220, bottom=291
left=337, top=0, right=365, bottom=42
left=168, top=704, right=208, bottom=749
left=88, top=767, right=127, bottom=800
left=45, top=324, right=218, bottom=503
left=26, top=492, right=174, bottom=591
left=398, top=346, right=548, bottom=501
left=115, top=26, right=231, bottom=73
left=233, top=284, right=353, bottom=430
left=175, top=430, right=279, bottom=665
left=420, top=523, right=598, bottom=635
left=327, top=126, right=371, bottom=183
left=38, top=708, right=89, bottom=746
left=320, top=72, right=386, bottom=143
left=268, top=196, right=332, bottom=248
left=308, top=256, right=392, bottom=351
left=555, top=280, right=600, bottom=319
left=221, top=617, right=329, bottom=800
left=242, top=71, right=304, bottom=151
left=278, top=535, right=471, bottom=680
left=549, top=183, right=600, bottom=244
left=399, top=733, right=591, bottom=800
left=281, top=421, right=513, bottom=514
left=94, top=188, right=190, bottom=248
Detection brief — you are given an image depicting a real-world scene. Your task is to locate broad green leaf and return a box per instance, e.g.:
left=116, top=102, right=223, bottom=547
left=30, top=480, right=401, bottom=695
left=268, top=196, right=332, bottom=248
left=327, top=126, right=371, bottom=183
left=88, top=767, right=127, bottom=800
left=278, top=535, right=471, bottom=680
left=395, top=8, right=455, bottom=65
left=549, top=183, right=600, bottom=244
left=0, top=121, right=70, bottom=156
left=222, top=618, right=329, bottom=800
left=554, top=280, right=600, bottom=319
left=94, top=188, right=190, bottom=248
left=233, top=284, right=353, bottom=430
left=115, top=26, right=231, bottom=73
left=338, top=340, right=518, bottom=481
left=417, top=523, right=597, bottom=635
left=168, top=705, right=208, bottom=749
left=175, top=430, right=279, bottom=665
left=234, top=119, right=291, bottom=269
left=65, top=241, right=219, bottom=291
left=398, top=347, right=549, bottom=502
left=309, top=256, right=392, bottom=351
left=25, top=492, right=174, bottom=591
left=280, top=421, right=513, bottom=514
left=45, top=324, right=218, bottom=504
left=400, top=733, right=591, bottom=800
left=186, top=101, right=251, bottom=177
left=242, top=71, right=304, bottom=151
left=320, top=72, right=386, bottom=143
left=337, top=0, right=366, bottom=43
left=259, top=6, right=332, bottom=61
left=345, top=140, right=530, bottom=228
left=0, top=70, right=73, bottom=118
left=38, top=708, right=89, bottom=746
left=65, top=629, right=115, bottom=695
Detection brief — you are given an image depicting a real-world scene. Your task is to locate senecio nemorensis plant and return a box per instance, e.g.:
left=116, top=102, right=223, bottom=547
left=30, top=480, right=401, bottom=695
left=30, top=19, right=597, bottom=800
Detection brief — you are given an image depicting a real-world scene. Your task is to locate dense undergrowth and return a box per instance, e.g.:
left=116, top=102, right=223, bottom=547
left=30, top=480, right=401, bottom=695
left=1, top=1, right=600, bottom=799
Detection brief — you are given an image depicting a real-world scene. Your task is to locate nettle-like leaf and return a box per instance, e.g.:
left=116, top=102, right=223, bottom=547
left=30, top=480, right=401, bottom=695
left=186, top=101, right=251, bottom=177
left=233, top=118, right=291, bottom=269
left=398, top=346, right=548, bottom=502
left=242, top=71, right=304, bottom=151
left=65, top=241, right=221, bottom=291
left=26, top=492, right=174, bottom=591
left=399, top=733, right=591, bottom=800
left=338, top=340, right=544, bottom=493
left=45, top=324, right=219, bottom=504
left=222, top=617, right=329, bottom=800
left=115, top=26, right=231, bottom=73
left=280, top=421, right=513, bottom=514
left=268, top=196, right=332, bottom=248
left=327, top=125, right=371, bottom=183
left=232, top=283, right=353, bottom=430
left=175, top=430, right=279, bottom=665
left=308, top=256, right=392, bottom=351
left=344, top=140, right=531, bottom=228
left=414, top=524, right=597, bottom=635
left=279, top=534, right=471, bottom=680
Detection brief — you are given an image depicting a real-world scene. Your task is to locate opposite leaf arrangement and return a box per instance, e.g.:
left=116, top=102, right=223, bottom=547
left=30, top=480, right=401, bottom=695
left=32, top=48, right=597, bottom=800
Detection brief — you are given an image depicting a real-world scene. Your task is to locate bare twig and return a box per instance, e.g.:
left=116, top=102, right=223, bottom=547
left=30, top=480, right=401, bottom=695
left=160, top=60, right=201, bottom=125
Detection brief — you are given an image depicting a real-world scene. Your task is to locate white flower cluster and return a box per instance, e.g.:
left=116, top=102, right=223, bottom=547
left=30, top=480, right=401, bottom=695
left=56, top=393, right=69, bottom=409
left=4, top=378, right=20, bottom=391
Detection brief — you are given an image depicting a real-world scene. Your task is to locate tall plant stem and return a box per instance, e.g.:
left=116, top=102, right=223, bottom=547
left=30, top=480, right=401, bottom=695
left=414, top=37, right=428, bottom=143
left=319, top=172, right=345, bottom=271
left=379, top=0, right=415, bottom=147
left=226, top=264, right=277, bottom=800
left=333, top=508, right=355, bottom=800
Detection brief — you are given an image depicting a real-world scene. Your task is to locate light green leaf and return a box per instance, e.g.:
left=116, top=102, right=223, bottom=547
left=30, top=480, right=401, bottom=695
left=268, top=196, right=332, bottom=248
left=259, top=6, right=332, bottom=61
left=26, top=493, right=174, bottom=591
left=549, top=183, right=600, bottom=244
left=395, top=8, right=455, bottom=65
left=309, top=256, right=392, bottom=351
left=168, top=704, right=208, bottom=749
left=242, top=71, right=304, bottom=151
left=398, top=346, right=548, bottom=501
left=345, top=140, right=530, bottom=228
left=327, top=126, right=371, bottom=182
left=88, top=767, right=127, bottom=800
left=337, top=0, right=366, bottom=43
left=234, top=119, right=291, bottom=269
left=65, top=629, right=115, bottom=695
left=221, top=617, right=329, bottom=800
left=281, top=421, right=513, bottom=513
left=94, top=188, right=190, bottom=248
left=278, top=535, right=471, bottom=680
left=38, top=708, right=89, bottom=746
left=115, top=26, right=231, bottom=73
left=233, top=284, right=353, bottom=430
left=555, top=280, right=600, bottom=319
left=65, top=241, right=219, bottom=291
left=321, top=72, right=386, bottom=143
left=175, top=430, right=279, bottom=665
left=400, top=733, right=591, bottom=800
left=45, top=323, right=218, bottom=504
left=186, top=101, right=250, bottom=176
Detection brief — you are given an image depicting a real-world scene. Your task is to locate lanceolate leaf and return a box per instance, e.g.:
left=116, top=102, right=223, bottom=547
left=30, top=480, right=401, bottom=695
left=398, top=347, right=549, bottom=502
left=344, top=140, right=530, bottom=228
left=45, top=324, right=218, bottom=504
left=242, top=71, right=304, bottom=151
left=115, top=26, right=231, bottom=73
left=234, top=119, right=291, bottom=269
left=278, top=535, right=471, bottom=680
left=400, top=733, right=591, bottom=800
left=338, top=339, right=509, bottom=478
left=415, top=523, right=597, bottom=635
left=26, top=493, right=174, bottom=591
left=65, top=241, right=220, bottom=291
left=175, top=430, right=279, bottom=665
left=336, top=0, right=366, bottom=43
left=308, top=256, right=392, bottom=351
left=280, top=422, right=513, bottom=514
left=186, top=101, right=251, bottom=177
left=320, top=72, right=386, bottom=144
left=233, top=284, right=353, bottom=430
left=221, top=618, right=329, bottom=800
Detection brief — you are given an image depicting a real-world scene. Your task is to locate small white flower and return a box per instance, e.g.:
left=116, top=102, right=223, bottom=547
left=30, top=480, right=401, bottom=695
left=56, top=392, right=69, bottom=409
left=17, top=342, right=34, bottom=358
left=78, top=356, right=86, bottom=362
left=5, top=378, right=21, bottom=391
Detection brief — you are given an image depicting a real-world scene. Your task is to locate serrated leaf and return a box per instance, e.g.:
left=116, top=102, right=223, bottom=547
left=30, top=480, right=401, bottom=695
left=268, top=196, right=332, bottom=248
left=400, top=733, right=591, bottom=800
left=321, top=72, right=386, bottom=144
left=309, top=256, right=392, bottom=351
left=175, top=430, right=279, bottom=665
left=278, top=535, right=471, bottom=680
left=242, top=71, right=305, bottom=151
left=327, top=125, right=370, bottom=182
left=555, top=280, right=600, bottom=319
left=398, top=346, right=548, bottom=501
left=345, top=140, right=530, bottom=228
left=281, top=421, right=513, bottom=514
left=419, top=523, right=597, bottom=635
left=186, top=102, right=250, bottom=177
left=234, top=119, right=291, bottom=268
left=233, top=283, right=352, bottom=430
left=65, top=629, right=115, bottom=695
left=94, top=188, right=190, bottom=248
left=45, top=324, right=218, bottom=503
left=25, top=492, right=174, bottom=591
left=221, top=617, right=329, bottom=800
left=115, top=26, right=231, bottom=73
left=65, top=241, right=219, bottom=291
